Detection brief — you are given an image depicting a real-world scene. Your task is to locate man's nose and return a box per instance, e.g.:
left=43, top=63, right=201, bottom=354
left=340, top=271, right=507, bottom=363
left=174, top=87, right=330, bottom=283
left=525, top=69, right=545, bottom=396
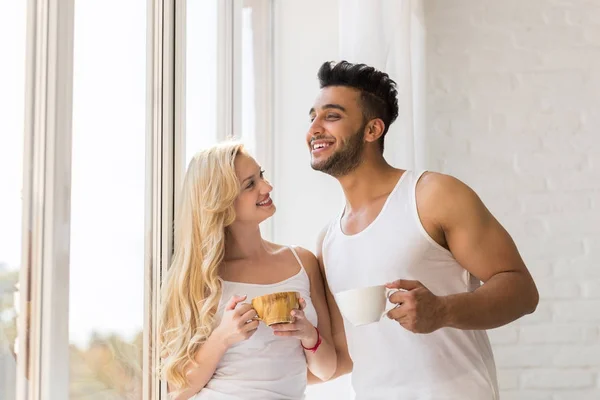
left=307, top=118, right=323, bottom=137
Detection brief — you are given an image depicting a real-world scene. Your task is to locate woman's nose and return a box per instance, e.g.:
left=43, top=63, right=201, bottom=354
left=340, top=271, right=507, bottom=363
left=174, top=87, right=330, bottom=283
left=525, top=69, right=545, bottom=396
left=260, top=179, right=273, bottom=194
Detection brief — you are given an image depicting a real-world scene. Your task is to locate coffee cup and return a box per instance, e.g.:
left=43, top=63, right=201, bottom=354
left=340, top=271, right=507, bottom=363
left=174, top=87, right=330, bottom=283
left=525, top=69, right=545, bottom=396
left=251, top=291, right=300, bottom=326
left=334, top=284, right=399, bottom=326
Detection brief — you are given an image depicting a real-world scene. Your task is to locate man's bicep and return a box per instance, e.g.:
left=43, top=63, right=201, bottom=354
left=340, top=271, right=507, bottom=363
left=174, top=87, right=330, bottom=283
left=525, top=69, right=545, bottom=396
left=443, top=182, right=529, bottom=283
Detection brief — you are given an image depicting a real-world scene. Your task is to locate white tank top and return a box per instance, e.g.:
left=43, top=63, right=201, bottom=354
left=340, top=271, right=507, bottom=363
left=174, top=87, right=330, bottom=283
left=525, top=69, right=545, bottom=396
left=323, top=170, right=499, bottom=400
left=192, top=246, right=318, bottom=400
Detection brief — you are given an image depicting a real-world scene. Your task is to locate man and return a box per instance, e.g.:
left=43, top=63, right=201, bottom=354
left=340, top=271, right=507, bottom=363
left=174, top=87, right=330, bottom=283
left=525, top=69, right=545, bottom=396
left=307, top=61, right=538, bottom=399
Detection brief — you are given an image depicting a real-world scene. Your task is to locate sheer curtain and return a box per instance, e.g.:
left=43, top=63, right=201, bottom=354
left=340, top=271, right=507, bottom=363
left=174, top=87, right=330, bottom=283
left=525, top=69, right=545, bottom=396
left=306, top=1, right=426, bottom=398
left=339, top=0, right=427, bottom=170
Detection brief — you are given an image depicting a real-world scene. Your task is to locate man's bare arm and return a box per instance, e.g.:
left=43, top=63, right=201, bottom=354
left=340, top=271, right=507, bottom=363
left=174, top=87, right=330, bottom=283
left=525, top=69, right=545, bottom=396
left=436, top=173, right=538, bottom=328
left=387, top=173, right=538, bottom=332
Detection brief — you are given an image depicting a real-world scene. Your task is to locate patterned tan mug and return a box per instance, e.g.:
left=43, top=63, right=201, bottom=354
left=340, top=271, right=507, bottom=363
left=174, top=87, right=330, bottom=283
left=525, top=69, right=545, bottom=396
left=251, top=291, right=300, bottom=326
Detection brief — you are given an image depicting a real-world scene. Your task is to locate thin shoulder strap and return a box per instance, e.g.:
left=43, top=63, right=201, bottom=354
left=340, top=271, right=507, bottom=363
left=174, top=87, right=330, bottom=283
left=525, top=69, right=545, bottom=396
left=288, top=246, right=306, bottom=271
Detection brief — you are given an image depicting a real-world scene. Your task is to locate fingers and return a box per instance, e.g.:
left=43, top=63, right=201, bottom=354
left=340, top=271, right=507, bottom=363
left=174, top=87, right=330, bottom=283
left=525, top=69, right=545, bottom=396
left=240, top=308, right=258, bottom=324
left=241, top=319, right=259, bottom=333
left=298, top=297, right=306, bottom=310
left=225, top=295, right=247, bottom=311
left=234, top=303, right=254, bottom=316
left=385, top=279, right=423, bottom=291
left=389, top=290, right=412, bottom=305
left=271, top=323, right=300, bottom=332
left=291, top=308, right=306, bottom=320
left=386, top=304, right=420, bottom=333
left=272, top=330, right=299, bottom=338
left=386, top=305, right=408, bottom=321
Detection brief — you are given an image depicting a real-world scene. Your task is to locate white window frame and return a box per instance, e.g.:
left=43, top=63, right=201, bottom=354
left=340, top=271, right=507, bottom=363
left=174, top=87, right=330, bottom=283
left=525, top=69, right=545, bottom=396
left=16, top=1, right=274, bottom=398
left=147, top=0, right=275, bottom=397
left=145, top=0, right=182, bottom=399
left=19, top=0, right=75, bottom=399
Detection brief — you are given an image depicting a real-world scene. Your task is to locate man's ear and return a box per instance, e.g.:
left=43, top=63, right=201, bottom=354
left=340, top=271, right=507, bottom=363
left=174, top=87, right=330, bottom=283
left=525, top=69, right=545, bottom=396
left=364, top=119, right=386, bottom=144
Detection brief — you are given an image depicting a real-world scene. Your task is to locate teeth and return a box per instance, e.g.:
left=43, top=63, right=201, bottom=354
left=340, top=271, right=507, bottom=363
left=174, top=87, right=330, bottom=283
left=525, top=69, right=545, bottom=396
left=313, top=142, right=330, bottom=150
left=257, top=197, right=270, bottom=206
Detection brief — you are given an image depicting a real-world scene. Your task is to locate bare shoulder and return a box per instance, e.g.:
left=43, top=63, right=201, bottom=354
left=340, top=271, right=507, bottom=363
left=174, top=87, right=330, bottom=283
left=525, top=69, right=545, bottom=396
left=415, top=172, right=490, bottom=248
left=417, top=172, right=486, bottom=219
left=265, top=242, right=322, bottom=279
left=417, top=171, right=477, bottom=198
left=292, top=246, right=320, bottom=277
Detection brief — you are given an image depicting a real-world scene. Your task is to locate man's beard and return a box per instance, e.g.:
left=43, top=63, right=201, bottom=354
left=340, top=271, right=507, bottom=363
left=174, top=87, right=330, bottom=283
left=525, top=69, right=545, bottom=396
left=310, top=122, right=366, bottom=177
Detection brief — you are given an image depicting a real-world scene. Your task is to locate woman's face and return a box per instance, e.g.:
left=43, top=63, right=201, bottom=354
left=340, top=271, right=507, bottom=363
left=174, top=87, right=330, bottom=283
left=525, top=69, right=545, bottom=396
left=233, top=153, right=275, bottom=225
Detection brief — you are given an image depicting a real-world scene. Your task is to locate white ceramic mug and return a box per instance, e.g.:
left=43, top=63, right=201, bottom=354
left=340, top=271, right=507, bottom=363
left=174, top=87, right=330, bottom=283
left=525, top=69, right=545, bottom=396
left=334, top=284, right=400, bottom=327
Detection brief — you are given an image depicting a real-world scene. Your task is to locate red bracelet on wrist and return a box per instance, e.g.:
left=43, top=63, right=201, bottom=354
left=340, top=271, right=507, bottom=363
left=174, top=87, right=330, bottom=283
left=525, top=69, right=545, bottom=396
left=301, top=326, right=321, bottom=353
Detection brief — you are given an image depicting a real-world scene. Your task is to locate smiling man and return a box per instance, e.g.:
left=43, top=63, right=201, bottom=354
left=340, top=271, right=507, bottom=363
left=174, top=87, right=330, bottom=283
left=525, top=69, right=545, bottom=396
left=307, top=61, right=539, bottom=399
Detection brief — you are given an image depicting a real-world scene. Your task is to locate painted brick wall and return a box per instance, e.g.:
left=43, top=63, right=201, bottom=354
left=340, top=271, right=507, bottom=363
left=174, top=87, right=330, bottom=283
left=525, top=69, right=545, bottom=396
left=425, top=1, right=600, bottom=399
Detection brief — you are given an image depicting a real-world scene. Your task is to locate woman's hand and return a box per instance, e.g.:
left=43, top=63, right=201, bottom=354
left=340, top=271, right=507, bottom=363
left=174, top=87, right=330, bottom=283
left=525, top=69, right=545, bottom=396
left=212, top=295, right=259, bottom=348
left=270, top=298, right=318, bottom=348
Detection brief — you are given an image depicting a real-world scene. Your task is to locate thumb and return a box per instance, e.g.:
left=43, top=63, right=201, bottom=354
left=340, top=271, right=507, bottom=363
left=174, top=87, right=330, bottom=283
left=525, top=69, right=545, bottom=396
left=385, top=279, right=423, bottom=291
left=225, top=295, right=247, bottom=311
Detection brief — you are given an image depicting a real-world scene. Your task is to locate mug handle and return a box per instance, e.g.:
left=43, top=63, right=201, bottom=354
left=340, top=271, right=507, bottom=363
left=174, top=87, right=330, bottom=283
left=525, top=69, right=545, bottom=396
left=381, top=288, right=401, bottom=319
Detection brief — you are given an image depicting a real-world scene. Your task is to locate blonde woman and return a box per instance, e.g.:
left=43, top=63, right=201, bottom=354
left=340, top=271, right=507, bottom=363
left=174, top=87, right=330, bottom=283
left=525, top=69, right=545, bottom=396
left=159, top=142, right=337, bottom=400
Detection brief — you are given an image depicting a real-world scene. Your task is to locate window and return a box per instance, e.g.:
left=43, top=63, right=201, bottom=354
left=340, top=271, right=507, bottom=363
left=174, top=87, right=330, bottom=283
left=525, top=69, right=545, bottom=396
left=12, top=1, right=274, bottom=398
left=185, top=0, right=272, bottom=237
left=186, top=0, right=218, bottom=163
left=0, top=2, right=26, bottom=398
left=69, top=1, right=146, bottom=398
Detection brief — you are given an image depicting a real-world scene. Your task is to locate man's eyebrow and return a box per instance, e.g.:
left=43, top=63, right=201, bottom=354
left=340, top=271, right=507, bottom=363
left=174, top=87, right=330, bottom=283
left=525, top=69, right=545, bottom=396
left=322, top=104, right=346, bottom=112
left=309, top=104, right=346, bottom=116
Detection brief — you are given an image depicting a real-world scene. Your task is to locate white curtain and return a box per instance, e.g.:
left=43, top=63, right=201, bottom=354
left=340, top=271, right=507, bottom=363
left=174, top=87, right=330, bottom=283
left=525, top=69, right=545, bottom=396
left=339, top=0, right=427, bottom=170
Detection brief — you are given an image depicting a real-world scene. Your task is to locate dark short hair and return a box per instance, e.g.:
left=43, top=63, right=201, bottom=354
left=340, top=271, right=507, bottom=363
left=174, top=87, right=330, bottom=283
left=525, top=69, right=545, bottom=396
left=317, top=61, right=399, bottom=151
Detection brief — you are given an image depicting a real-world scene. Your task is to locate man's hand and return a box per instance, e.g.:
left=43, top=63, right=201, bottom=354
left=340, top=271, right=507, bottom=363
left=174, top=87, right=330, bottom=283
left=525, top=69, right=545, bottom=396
left=385, top=279, right=447, bottom=334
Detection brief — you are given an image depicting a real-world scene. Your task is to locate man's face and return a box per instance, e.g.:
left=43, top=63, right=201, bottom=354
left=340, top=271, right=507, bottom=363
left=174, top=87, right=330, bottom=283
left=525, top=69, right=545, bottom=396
left=306, top=86, right=367, bottom=177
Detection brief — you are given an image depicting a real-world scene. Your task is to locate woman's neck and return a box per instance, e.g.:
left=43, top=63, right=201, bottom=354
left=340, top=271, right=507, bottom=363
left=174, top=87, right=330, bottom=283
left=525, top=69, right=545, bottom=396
left=224, top=223, right=268, bottom=260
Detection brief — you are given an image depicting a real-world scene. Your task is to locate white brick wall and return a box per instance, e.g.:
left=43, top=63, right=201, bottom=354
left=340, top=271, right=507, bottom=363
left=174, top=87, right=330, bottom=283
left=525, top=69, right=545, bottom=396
left=426, top=0, right=600, bottom=398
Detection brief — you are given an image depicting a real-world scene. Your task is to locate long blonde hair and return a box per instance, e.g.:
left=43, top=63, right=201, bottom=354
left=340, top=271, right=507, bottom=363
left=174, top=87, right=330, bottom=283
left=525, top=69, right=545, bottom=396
left=158, top=141, right=245, bottom=389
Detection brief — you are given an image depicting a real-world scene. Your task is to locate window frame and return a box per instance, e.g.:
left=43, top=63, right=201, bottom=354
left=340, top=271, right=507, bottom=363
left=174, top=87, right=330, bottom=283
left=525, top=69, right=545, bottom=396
left=19, top=0, right=75, bottom=399
left=17, top=0, right=274, bottom=398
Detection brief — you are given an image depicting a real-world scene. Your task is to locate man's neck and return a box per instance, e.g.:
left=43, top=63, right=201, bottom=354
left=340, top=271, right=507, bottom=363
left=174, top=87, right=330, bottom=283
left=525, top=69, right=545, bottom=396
left=337, top=157, right=403, bottom=211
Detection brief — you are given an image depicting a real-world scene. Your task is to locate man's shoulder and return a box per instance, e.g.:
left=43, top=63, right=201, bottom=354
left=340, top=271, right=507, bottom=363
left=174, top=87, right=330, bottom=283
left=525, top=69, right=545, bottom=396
left=416, top=171, right=486, bottom=225
left=418, top=171, right=479, bottom=202
left=417, top=171, right=466, bottom=193
left=317, top=218, right=338, bottom=247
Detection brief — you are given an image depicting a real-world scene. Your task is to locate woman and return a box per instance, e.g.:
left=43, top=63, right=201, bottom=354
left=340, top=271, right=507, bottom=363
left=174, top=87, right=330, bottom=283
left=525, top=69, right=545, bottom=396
left=159, top=141, right=336, bottom=399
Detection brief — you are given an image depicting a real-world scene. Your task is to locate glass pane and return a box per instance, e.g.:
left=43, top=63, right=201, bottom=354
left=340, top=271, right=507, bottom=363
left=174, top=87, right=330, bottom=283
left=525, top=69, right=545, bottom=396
left=238, top=0, right=270, bottom=159
left=70, top=2, right=146, bottom=398
left=186, top=0, right=218, bottom=163
left=239, top=0, right=272, bottom=239
left=240, top=4, right=256, bottom=155
left=0, top=1, right=26, bottom=398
